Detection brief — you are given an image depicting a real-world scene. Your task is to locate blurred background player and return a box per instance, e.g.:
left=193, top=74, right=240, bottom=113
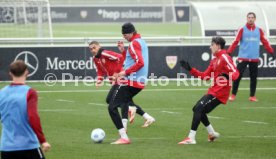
left=227, top=12, right=275, bottom=102
left=89, top=40, right=154, bottom=143
left=0, top=60, right=51, bottom=159
left=178, top=37, right=239, bottom=144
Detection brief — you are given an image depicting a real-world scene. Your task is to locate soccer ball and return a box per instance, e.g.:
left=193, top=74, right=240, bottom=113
left=91, top=128, right=105, bottom=143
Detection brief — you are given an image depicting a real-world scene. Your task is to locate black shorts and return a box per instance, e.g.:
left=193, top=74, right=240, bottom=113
left=106, top=84, right=120, bottom=104
left=1, top=148, right=45, bottom=159
left=110, top=85, right=142, bottom=108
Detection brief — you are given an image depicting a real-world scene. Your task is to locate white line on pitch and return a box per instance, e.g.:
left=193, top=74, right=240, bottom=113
left=39, top=109, right=75, bottom=112
left=161, top=111, right=182, bottom=114
left=39, top=90, right=108, bottom=93
left=130, top=137, right=167, bottom=140
left=242, top=120, right=269, bottom=125
left=208, top=116, right=225, bottom=119
left=56, top=99, right=75, bottom=103
left=38, top=87, right=276, bottom=93
left=225, top=136, right=276, bottom=138
left=146, top=108, right=185, bottom=110
left=106, top=137, right=167, bottom=141
left=239, top=107, right=276, bottom=109
left=88, top=103, right=107, bottom=107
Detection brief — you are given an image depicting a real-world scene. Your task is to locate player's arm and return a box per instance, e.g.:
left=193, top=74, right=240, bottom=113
left=220, top=55, right=240, bottom=81
left=27, top=89, right=51, bottom=152
left=102, top=50, right=124, bottom=69
left=118, top=41, right=127, bottom=62
left=260, top=28, right=274, bottom=54
left=102, top=50, right=123, bottom=61
left=94, top=59, right=106, bottom=86
left=190, top=64, right=213, bottom=80
left=124, top=40, right=144, bottom=75
left=227, top=28, right=243, bottom=54
left=180, top=60, right=213, bottom=80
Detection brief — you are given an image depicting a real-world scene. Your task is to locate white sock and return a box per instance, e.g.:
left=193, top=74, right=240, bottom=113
left=118, top=128, right=128, bottom=139
left=122, top=119, right=128, bottom=130
left=206, top=124, right=215, bottom=135
left=143, top=113, right=152, bottom=120
left=188, top=130, right=196, bottom=140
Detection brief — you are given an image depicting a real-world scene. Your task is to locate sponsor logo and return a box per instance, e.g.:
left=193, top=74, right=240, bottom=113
left=232, top=53, right=276, bottom=68
left=177, top=10, right=184, bottom=18
left=46, top=57, right=95, bottom=70
left=97, top=8, right=162, bottom=21
left=166, top=56, right=177, bottom=69
left=245, top=37, right=259, bottom=42
left=80, top=10, right=88, bottom=19
left=14, top=51, right=39, bottom=77
left=1, top=7, right=14, bottom=22
left=201, top=52, right=210, bottom=61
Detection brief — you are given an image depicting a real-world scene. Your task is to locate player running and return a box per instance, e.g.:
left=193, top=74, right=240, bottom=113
left=178, top=37, right=240, bottom=144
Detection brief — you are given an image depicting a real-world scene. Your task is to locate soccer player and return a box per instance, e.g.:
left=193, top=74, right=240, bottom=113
left=89, top=41, right=154, bottom=133
left=108, top=22, right=155, bottom=144
left=178, top=37, right=240, bottom=144
left=228, top=12, right=275, bottom=102
left=0, top=60, right=51, bottom=159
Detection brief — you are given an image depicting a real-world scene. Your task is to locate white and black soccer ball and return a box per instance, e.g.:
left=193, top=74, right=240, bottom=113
left=91, top=128, right=105, bottom=143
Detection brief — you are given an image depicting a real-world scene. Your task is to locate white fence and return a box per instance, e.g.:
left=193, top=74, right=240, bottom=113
left=0, top=36, right=276, bottom=47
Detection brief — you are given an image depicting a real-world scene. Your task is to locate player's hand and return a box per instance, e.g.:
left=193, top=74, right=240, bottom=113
left=113, top=73, right=119, bottom=78
left=111, top=73, right=119, bottom=84
left=117, top=41, right=125, bottom=53
left=219, top=73, right=229, bottom=80
left=179, top=60, right=192, bottom=71
left=41, top=142, right=51, bottom=153
left=95, top=81, right=103, bottom=88
left=118, top=71, right=126, bottom=77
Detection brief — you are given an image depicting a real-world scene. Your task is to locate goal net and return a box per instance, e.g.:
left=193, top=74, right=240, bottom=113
left=0, top=0, right=53, bottom=38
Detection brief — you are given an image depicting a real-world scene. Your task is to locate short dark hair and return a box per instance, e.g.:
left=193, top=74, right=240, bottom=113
left=122, top=22, right=136, bottom=34
left=247, top=12, right=256, bottom=18
left=9, top=60, right=28, bottom=77
left=89, top=41, right=100, bottom=46
left=211, top=36, right=226, bottom=49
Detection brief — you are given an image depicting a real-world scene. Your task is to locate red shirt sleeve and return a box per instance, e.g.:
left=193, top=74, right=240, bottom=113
left=101, top=50, right=124, bottom=73
left=93, top=58, right=105, bottom=82
left=190, top=61, right=214, bottom=80
left=125, top=40, right=144, bottom=75
left=227, top=28, right=243, bottom=54
left=27, top=88, right=46, bottom=144
left=259, top=28, right=274, bottom=54
left=221, top=54, right=240, bottom=81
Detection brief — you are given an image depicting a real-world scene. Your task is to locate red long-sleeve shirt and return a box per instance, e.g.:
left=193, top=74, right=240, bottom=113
left=27, top=88, right=46, bottom=144
left=227, top=23, right=274, bottom=62
left=190, top=50, right=240, bottom=104
left=93, top=49, right=124, bottom=83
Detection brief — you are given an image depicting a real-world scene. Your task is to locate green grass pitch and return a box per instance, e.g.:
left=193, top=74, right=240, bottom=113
left=1, top=80, right=275, bottom=159
left=0, top=23, right=199, bottom=38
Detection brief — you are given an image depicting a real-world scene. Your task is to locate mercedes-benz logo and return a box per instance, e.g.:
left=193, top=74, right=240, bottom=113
left=14, top=51, right=39, bottom=77
left=1, top=7, right=14, bottom=23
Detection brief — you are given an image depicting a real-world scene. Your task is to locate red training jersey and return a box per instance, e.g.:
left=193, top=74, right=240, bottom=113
left=93, top=49, right=124, bottom=83
left=190, top=50, right=240, bottom=104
